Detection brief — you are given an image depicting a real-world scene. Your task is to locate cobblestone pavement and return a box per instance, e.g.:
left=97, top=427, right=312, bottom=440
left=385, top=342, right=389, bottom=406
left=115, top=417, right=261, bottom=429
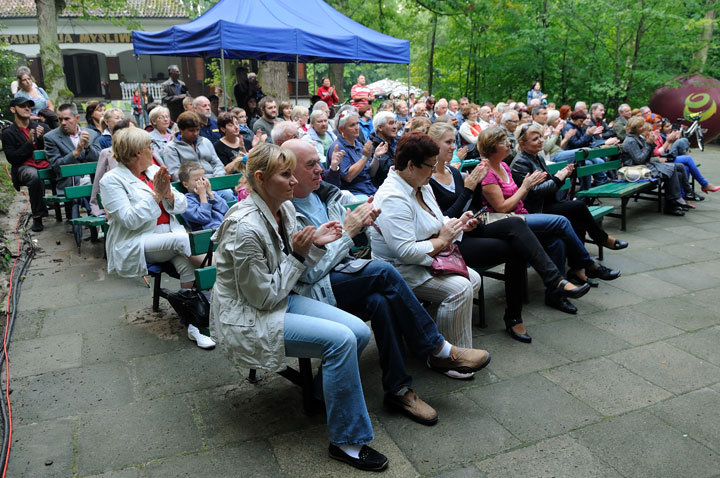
left=6, top=146, right=720, bottom=477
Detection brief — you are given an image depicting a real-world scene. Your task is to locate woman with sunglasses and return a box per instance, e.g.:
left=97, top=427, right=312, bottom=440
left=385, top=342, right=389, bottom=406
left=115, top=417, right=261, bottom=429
left=479, top=127, right=620, bottom=315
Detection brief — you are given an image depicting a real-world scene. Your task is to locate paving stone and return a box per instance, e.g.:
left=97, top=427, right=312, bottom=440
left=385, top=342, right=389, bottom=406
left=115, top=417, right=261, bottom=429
left=17, top=282, right=81, bottom=311
left=579, top=307, right=684, bottom=346
left=609, top=342, right=720, bottom=395
left=630, top=296, right=720, bottom=331
left=77, top=395, right=202, bottom=475
left=132, top=347, right=245, bottom=399
left=647, top=264, right=720, bottom=291
left=680, top=288, right=720, bottom=309
left=432, top=466, right=487, bottom=478
left=10, top=333, right=82, bottom=378
left=463, top=374, right=601, bottom=442
left=649, top=388, right=720, bottom=454
left=572, top=410, right=720, bottom=478
left=6, top=419, right=75, bottom=478
left=82, top=324, right=187, bottom=365
left=80, top=275, right=154, bottom=304
left=11, top=309, right=45, bottom=341
left=540, top=357, right=672, bottom=415
left=41, top=300, right=131, bottom=337
left=666, top=327, right=720, bottom=366
left=602, top=272, right=687, bottom=300
left=524, top=319, right=631, bottom=361
left=145, top=441, right=282, bottom=477
left=188, top=378, right=323, bottom=447
left=86, top=468, right=146, bottom=477
left=270, top=416, right=419, bottom=478
left=464, top=332, right=570, bottom=379
left=662, top=243, right=720, bottom=263
left=475, top=435, right=622, bottom=478
left=12, top=361, right=135, bottom=423
left=663, top=224, right=720, bottom=241
left=376, top=393, right=519, bottom=476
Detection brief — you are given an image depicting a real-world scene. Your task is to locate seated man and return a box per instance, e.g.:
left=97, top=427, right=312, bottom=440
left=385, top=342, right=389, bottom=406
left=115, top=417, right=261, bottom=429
left=284, top=139, right=490, bottom=426
left=253, top=96, right=278, bottom=141
left=2, top=98, right=52, bottom=231
left=44, top=103, right=99, bottom=195
left=562, top=110, right=609, bottom=187
left=270, top=120, right=300, bottom=146
left=193, top=96, right=222, bottom=143
left=329, top=110, right=385, bottom=201
left=368, top=111, right=396, bottom=188
left=162, top=111, right=233, bottom=202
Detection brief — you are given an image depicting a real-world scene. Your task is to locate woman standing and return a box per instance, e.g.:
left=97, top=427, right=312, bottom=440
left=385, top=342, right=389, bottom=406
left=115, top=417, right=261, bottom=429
left=526, top=81, right=547, bottom=105
left=15, top=67, right=55, bottom=127
left=210, top=143, right=388, bottom=471
left=99, top=128, right=214, bottom=349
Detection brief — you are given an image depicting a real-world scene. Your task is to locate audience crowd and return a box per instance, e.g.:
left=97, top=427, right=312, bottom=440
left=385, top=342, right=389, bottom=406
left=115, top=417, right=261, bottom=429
left=5, top=64, right=719, bottom=472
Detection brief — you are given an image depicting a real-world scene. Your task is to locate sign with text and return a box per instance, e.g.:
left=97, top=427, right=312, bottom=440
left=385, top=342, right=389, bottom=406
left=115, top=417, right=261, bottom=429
left=2, top=33, right=132, bottom=45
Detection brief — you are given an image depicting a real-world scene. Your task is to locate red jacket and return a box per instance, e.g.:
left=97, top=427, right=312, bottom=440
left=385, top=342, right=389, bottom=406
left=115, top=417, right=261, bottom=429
left=316, top=85, right=339, bottom=107
left=132, top=94, right=142, bottom=114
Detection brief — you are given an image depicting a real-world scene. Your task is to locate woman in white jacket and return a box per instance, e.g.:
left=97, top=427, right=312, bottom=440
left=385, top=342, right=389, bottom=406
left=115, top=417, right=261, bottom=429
left=210, top=143, right=388, bottom=472
left=99, top=128, right=214, bottom=349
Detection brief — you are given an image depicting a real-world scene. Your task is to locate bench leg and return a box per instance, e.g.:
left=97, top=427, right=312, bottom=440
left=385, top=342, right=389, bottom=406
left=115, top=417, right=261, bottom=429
left=475, top=280, right=487, bottom=328
left=298, top=358, right=314, bottom=415
left=598, top=244, right=604, bottom=261
left=152, top=274, right=161, bottom=312
left=53, top=202, right=62, bottom=222
left=247, top=368, right=261, bottom=384
left=620, top=197, right=629, bottom=231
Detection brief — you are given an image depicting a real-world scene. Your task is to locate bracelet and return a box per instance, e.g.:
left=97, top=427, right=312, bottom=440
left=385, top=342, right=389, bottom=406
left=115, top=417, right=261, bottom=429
left=361, top=155, right=369, bottom=161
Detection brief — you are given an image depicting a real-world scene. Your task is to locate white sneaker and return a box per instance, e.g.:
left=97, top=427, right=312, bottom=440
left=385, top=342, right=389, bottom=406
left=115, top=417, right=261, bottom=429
left=187, top=324, right=216, bottom=349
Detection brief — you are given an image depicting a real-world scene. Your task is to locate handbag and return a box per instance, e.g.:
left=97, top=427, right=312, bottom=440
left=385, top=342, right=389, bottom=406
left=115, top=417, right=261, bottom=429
left=618, top=165, right=652, bottom=182
left=480, top=211, right=525, bottom=225
left=430, top=242, right=469, bottom=279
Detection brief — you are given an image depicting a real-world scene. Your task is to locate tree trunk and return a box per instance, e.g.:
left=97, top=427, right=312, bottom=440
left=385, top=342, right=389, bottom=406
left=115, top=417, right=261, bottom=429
left=624, top=2, right=646, bottom=102
left=427, top=13, right=438, bottom=95
left=36, top=0, right=73, bottom=104
left=691, top=2, right=717, bottom=74
left=258, top=61, right=288, bottom=100
left=329, top=63, right=345, bottom=102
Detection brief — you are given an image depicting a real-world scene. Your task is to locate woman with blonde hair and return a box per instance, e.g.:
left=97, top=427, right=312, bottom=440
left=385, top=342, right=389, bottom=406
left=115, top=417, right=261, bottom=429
left=210, top=143, right=388, bottom=471
left=96, top=107, right=125, bottom=150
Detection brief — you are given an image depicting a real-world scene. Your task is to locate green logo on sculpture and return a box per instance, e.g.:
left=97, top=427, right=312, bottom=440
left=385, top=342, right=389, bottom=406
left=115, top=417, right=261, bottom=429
left=683, top=93, right=716, bottom=122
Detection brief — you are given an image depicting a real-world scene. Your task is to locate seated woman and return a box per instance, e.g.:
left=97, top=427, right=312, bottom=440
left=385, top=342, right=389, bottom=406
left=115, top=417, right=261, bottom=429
left=427, top=123, right=590, bottom=341
left=292, top=105, right=310, bottom=134
left=543, top=109, right=583, bottom=164
left=653, top=119, right=719, bottom=196
left=458, top=104, right=481, bottom=145
left=95, top=107, right=125, bottom=150
left=85, top=101, right=105, bottom=136
left=511, top=123, right=628, bottom=285
left=622, top=117, right=692, bottom=217
left=478, top=127, right=620, bottom=314
left=99, top=128, right=214, bottom=349
left=148, top=106, right=175, bottom=154
left=213, top=111, right=246, bottom=173
left=370, top=132, right=491, bottom=376
left=210, top=143, right=388, bottom=471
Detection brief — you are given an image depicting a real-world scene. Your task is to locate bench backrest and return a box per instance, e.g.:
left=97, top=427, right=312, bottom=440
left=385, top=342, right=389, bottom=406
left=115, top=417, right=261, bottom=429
left=59, top=161, right=98, bottom=178
left=64, top=184, right=93, bottom=200
left=546, top=161, right=570, bottom=191
left=173, top=173, right=242, bottom=193
left=573, top=146, right=620, bottom=164
left=194, top=266, right=216, bottom=291
left=189, top=229, right=218, bottom=256
left=576, top=159, right=622, bottom=178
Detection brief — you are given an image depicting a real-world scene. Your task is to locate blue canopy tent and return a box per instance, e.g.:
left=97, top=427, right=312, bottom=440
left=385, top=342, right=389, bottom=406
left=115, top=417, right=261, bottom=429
left=131, top=0, right=411, bottom=103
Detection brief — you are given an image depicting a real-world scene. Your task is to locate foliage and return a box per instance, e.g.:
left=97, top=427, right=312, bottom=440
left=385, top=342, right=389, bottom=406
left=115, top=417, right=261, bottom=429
left=0, top=44, right=20, bottom=119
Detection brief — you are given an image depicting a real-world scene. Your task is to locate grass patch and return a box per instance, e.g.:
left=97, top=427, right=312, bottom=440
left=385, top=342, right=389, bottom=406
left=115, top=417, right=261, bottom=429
left=0, top=158, right=14, bottom=216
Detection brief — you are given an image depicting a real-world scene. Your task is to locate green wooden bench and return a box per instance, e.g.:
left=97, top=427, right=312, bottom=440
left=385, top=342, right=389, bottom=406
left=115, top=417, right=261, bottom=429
left=44, top=161, right=99, bottom=222
left=172, top=173, right=242, bottom=193
left=573, top=156, right=660, bottom=231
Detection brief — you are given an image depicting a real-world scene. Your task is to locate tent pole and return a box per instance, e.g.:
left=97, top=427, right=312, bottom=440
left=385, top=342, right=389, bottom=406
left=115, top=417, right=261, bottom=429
left=407, top=60, right=410, bottom=105
left=135, top=55, right=141, bottom=86
left=295, top=55, right=299, bottom=105
left=220, top=49, right=227, bottom=111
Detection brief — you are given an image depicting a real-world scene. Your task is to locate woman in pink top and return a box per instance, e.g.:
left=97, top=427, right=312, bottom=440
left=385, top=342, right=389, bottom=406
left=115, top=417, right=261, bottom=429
left=479, top=127, right=616, bottom=315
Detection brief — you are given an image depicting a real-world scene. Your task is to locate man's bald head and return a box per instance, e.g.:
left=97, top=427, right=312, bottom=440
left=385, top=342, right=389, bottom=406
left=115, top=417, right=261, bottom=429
left=285, top=139, right=323, bottom=198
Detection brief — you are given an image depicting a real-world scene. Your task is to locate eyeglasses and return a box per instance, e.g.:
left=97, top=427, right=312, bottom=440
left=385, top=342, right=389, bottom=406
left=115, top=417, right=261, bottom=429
left=517, top=123, right=531, bottom=140
left=421, top=160, right=438, bottom=171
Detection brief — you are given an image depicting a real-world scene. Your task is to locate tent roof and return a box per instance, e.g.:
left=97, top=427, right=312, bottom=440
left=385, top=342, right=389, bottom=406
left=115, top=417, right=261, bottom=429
left=131, top=0, right=409, bottom=64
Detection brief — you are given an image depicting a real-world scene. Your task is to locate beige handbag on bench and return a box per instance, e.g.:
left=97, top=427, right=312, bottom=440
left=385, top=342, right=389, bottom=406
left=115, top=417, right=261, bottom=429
left=617, top=165, right=652, bottom=182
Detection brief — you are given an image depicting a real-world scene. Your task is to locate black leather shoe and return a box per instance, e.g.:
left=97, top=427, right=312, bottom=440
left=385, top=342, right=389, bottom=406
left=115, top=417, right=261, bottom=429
left=329, top=444, right=389, bottom=471
left=665, top=204, right=686, bottom=216
left=31, top=218, right=44, bottom=232
left=609, top=239, right=628, bottom=250
left=567, top=270, right=599, bottom=288
left=685, top=192, right=705, bottom=201
left=545, top=295, right=578, bottom=314
left=504, top=315, right=532, bottom=344
left=553, top=279, right=591, bottom=298
left=586, top=264, right=621, bottom=281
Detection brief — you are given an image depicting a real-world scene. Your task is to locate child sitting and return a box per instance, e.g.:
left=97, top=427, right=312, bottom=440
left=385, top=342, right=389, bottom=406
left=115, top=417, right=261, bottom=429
left=178, top=161, right=229, bottom=231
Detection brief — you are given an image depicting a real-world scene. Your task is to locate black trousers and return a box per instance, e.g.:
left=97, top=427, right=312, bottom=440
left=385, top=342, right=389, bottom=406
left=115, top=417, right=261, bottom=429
left=459, top=216, right=563, bottom=321
left=543, top=199, right=609, bottom=246
left=16, top=165, right=48, bottom=218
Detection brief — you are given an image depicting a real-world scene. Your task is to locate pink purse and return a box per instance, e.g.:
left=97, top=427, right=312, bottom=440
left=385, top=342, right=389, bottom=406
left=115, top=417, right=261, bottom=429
left=429, top=242, right=469, bottom=279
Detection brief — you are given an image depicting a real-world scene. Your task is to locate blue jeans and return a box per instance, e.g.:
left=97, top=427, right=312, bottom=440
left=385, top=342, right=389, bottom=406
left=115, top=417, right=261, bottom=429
left=284, top=294, right=373, bottom=446
left=549, top=149, right=581, bottom=164
left=330, top=261, right=445, bottom=397
left=215, top=188, right=235, bottom=202
left=523, top=213, right=594, bottom=272
left=673, top=155, right=708, bottom=187
left=670, top=137, right=691, bottom=156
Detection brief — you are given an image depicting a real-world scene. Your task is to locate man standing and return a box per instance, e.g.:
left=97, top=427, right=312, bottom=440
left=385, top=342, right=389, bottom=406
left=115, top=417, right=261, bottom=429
left=285, top=139, right=490, bottom=426
left=350, top=75, right=375, bottom=108
left=2, top=98, right=51, bottom=231
left=612, top=104, right=632, bottom=141
left=44, top=103, right=99, bottom=195
left=161, top=64, right=189, bottom=121
left=252, top=96, right=278, bottom=141
left=193, top=96, right=222, bottom=142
